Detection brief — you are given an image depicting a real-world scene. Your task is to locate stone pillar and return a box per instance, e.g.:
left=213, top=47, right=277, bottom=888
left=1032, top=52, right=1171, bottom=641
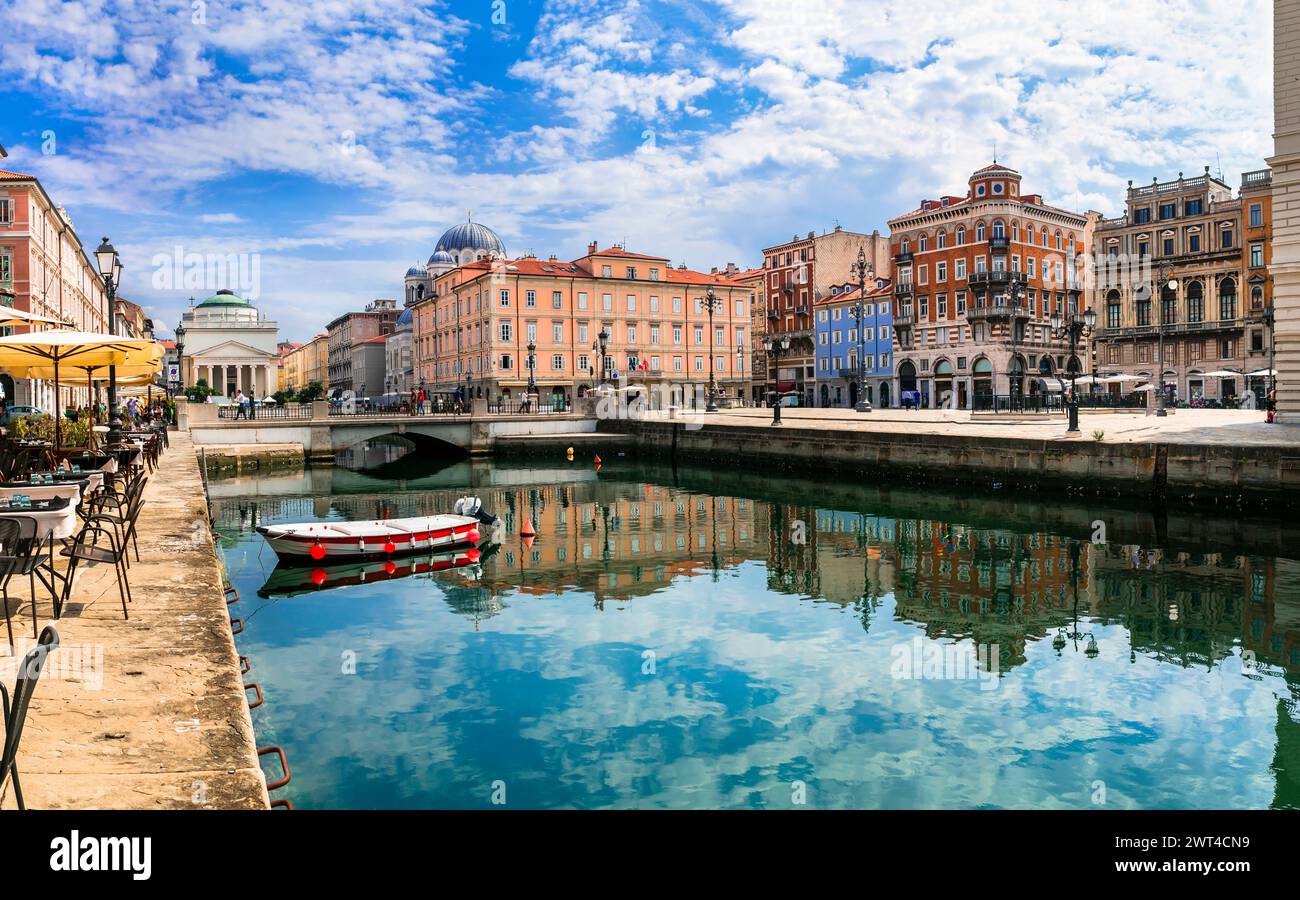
left=1272, top=0, right=1300, bottom=421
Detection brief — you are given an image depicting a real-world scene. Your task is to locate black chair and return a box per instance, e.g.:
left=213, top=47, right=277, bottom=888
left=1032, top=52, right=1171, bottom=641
left=89, top=477, right=146, bottom=566
left=0, top=625, right=59, bottom=809
left=58, top=516, right=132, bottom=621
left=0, top=517, right=41, bottom=647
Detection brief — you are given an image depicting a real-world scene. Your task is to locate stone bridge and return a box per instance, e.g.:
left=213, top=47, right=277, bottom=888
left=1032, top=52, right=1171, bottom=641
left=180, top=398, right=602, bottom=462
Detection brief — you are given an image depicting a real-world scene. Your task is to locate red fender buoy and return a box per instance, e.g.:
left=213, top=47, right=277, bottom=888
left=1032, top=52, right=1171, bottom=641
left=520, top=519, right=536, bottom=538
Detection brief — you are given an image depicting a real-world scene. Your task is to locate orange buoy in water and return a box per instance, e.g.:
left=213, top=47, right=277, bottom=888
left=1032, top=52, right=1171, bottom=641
left=522, top=534, right=535, bottom=551
left=566, top=446, right=574, bottom=461
left=520, top=518, right=536, bottom=538
left=594, top=454, right=602, bottom=465
left=384, top=560, right=397, bottom=575
left=311, top=568, right=328, bottom=586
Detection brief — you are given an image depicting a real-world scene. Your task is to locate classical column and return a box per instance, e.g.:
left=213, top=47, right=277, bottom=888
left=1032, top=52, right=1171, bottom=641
left=1272, top=0, right=1300, bottom=421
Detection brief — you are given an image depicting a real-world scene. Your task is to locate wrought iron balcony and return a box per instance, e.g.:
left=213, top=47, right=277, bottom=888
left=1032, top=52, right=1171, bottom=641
left=988, top=236, right=1010, bottom=252
left=968, top=270, right=1027, bottom=290
left=966, top=303, right=1031, bottom=322
left=894, top=250, right=914, bottom=264
left=894, top=313, right=915, bottom=328
left=895, top=280, right=914, bottom=295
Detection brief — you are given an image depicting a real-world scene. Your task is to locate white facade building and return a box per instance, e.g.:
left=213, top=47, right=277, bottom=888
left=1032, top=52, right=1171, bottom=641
left=177, top=289, right=279, bottom=398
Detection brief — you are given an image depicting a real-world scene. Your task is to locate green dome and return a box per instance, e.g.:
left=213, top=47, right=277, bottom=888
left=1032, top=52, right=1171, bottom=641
left=196, top=289, right=252, bottom=308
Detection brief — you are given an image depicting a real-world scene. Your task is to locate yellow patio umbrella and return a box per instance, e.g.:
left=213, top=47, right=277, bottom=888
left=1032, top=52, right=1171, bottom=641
left=17, top=345, right=163, bottom=429
left=0, top=332, right=160, bottom=448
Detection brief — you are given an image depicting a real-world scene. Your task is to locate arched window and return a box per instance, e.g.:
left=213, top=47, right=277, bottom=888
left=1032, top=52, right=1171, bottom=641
left=919, top=234, right=928, bottom=252
left=1055, top=231, right=1063, bottom=250
left=992, top=220, right=1005, bottom=239
left=956, top=226, right=966, bottom=245
left=1218, top=277, right=1237, bottom=320
left=1106, top=289, right=1121, bottom=329
left=976, top=222, right=987, bottom=241
left=901, top=238, right=910, bottom=254
left=1187, top=280, right=1204, bottom=323
left=1251, top=285, right=1264, bottom=308
left=937, top=230, right=946, bottom=249
left=1011, top=222, right=1019, bottom=242
left=1041, top=227, right=1050, bottom=245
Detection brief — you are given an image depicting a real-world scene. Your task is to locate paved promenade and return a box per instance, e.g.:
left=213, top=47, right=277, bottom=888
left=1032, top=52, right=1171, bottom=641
left=681, top=407, right=1300, bottom=447
left=0, top=432, right=268, bottom=809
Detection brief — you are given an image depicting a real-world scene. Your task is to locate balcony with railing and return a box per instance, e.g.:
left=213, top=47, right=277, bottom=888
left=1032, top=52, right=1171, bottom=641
left=1242, top=169, right=1272, bottom=189
left=966, top=303, right=1031, bottom=322
left=968, top=270, right=1027, bottom=291
left=895, top=279, right=914, bottom=295
left=988, top=236, right=1010, bottom=252
left=894, top=250, right=914, bottom=264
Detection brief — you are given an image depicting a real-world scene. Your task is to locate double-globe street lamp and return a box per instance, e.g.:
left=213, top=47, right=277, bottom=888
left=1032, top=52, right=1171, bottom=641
left=94, top=236, right=125, bottom=445
left=704, top=287, right=720, bottom=412
left=851, top=247, right=875, bottom=413
left=1049, top=305, right=1096, bottom=433
left=1152, top=262, right=1178, bottom=417
left=763, top=335, right=791, bottom=425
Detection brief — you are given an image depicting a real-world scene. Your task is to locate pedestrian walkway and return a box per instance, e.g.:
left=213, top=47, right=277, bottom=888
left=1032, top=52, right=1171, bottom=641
left=670, top=407, right=1298, bottom=447
left=0, top=431, right=268, bottom=809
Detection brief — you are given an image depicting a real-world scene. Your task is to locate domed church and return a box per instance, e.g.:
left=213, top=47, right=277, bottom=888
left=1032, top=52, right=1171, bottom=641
left=403, top=214, right=507, bottom=305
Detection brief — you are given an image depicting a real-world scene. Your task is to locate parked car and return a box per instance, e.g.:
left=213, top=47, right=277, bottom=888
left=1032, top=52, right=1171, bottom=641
left=2, top=405, right=43, bottom=425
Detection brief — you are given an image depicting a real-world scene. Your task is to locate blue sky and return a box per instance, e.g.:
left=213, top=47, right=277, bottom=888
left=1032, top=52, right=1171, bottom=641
left=1, top=0, right=1274, bottom=342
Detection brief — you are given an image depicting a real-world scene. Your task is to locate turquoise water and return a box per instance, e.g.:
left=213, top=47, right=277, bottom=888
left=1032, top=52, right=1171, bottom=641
left=213, top=445, right=1300, bottom=809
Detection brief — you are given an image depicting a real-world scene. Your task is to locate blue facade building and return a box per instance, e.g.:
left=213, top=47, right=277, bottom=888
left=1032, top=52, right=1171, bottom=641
left=814, top=277, right=895, bottom=408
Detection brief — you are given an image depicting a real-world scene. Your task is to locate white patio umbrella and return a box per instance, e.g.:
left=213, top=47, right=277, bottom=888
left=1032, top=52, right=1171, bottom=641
left=1247, top=368, right=1276, bottom=377
left=0, top=307, right=74, bottom=329
left=1202, top=370, right=1242, bottom=378
left=1104, top=374, right=1145, bottom=383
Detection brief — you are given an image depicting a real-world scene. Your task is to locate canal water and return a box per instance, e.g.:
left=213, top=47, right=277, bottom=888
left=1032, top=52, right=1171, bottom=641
left=211, top=438, right=1300, bottom=809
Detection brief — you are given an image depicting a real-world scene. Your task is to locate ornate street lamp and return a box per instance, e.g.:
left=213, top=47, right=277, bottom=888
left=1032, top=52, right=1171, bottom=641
left=526, top=340, right=537, bottom=395
left=851, top=247, right=874, bottom=413
left=764, top=335, right=791, bottom=425
left=94, top=236, right=125, bottom=445
left=1263, top=305, right=1277, bottom=414
left=594, top=328, right=610, bottom=388
left=704, top=287, right=719, bottom=412
left=1050, top=305, right=1096, bottom=432
left=1152, top=262, right=1178, bottom=417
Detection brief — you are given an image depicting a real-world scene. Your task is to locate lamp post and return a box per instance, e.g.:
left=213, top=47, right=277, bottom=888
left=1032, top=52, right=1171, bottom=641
left=1263, top=306, right=1276, bottom=413
left=1003, top=277, right=1025, bottom=409
left=1050, top=306, right=1096, bottom=433
left=595, top=328, right=610, bottom=388
left=94, top=237, right=124, bottom=445
left=851, top=247, right=874, bottom=413
left=1153, top=262, right=1178, bottom=417
left=526, top=339, right=537, bottom=393
left=764, top=335, right=791, bottom=425
left=174, top=324, right=186, bottom=395
left=704, top=288, right=719, bottom=412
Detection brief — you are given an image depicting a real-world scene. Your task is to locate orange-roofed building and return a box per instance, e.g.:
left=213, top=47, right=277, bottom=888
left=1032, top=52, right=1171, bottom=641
left=0, top=167, right=110, bottom=408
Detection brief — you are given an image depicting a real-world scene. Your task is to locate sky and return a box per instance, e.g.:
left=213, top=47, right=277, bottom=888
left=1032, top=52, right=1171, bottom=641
left=1, top=0, right=1274, bottom=343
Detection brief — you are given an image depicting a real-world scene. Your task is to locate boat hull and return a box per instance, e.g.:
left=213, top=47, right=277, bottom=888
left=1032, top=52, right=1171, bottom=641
left=255, top=514, right=481, bottom=562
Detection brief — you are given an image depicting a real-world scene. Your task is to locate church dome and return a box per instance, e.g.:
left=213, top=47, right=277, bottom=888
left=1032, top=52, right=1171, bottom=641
left=396, top=306, right=414, bottom=331
left=405, top=263, right=426, bottom=278
left=196, top=289, right=252, bottom=308
left=426, top=250, right=456, bottom=266
left=435, top=219, right=505, bottom=256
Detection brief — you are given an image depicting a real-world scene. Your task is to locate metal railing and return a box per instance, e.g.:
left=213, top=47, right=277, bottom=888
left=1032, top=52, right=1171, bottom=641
left=217, top=403, right=313, bottom=420
left=971, top=393, right=1065, bottom=413
left=487, top=398, right=571, bottom=415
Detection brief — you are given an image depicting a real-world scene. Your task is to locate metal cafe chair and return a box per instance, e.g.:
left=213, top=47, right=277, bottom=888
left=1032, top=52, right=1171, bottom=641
left=0, top=517, right=41, bottom=646
left=0, top=625, right=59, bottom=810
left=58, top=515, right=132, bottom=621
left=88, top=477, right=146, bottom=567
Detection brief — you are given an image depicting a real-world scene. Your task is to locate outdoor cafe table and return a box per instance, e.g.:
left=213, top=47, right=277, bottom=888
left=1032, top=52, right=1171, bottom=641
left=25, top=469, right=105, bottom=494
left=0, top=482, right=86, bottom=505
left=0, top=496, right=78, bottom=621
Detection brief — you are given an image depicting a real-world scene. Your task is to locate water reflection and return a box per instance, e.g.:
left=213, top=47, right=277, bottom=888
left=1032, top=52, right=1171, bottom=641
left=212, top=446, right=1300, bottom=809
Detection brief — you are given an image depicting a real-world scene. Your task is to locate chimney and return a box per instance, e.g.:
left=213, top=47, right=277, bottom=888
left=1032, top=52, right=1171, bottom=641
left=549, top=253, right=557, bottom=262
left=587, top=241, right=597, bottom=256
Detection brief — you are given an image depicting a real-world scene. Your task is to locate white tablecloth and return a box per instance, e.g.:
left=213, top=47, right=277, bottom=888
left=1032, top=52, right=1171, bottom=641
left=0, top=503, right=77, bottom=540
left=0, top=483, right=83, bottom=503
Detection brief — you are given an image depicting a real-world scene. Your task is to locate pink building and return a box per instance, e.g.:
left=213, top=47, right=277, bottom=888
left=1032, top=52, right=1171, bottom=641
left=412, top=243, right=756, bottom=408
left=0, top=167, right=110, bottom=407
